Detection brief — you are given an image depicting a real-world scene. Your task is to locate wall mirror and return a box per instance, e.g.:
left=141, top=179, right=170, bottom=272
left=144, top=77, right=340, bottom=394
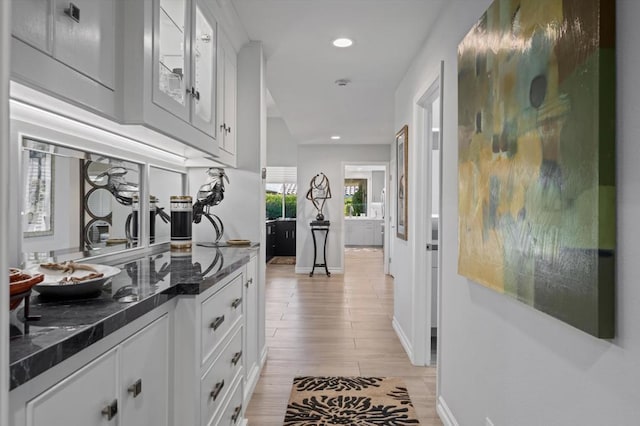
left=21, top=138, right=142, bottom=259
left=149, top=166, right=186, bottom=245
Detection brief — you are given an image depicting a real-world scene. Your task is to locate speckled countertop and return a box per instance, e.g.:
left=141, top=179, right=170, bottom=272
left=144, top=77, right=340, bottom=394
left=9, top=244, right=258, bottom=390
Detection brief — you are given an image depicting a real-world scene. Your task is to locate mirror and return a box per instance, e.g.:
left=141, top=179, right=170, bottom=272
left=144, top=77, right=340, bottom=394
left=149, top=166, right=185, bottom=244
left=21, top=139, right=142, bottom=258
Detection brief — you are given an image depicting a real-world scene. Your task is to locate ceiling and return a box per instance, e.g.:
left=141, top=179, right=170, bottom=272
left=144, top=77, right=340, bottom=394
left=232, top=0, right=446, bottom=145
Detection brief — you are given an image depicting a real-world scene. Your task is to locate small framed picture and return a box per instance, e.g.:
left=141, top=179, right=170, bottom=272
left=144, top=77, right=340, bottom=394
left=396, top=125, right=408, bottom=240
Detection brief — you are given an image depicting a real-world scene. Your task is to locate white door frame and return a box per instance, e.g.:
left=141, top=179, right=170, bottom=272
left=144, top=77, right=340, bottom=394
left=341, top=161, right=390, bottom=274
left=1, top=1, right=12, bottom=423
left=410, top=62, right=444, bottom=366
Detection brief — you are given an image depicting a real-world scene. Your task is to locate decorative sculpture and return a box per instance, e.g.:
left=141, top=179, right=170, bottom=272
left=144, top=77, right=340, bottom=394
left=305, top=172, right=332, bottom=222
left=192, top=167, right=229, bottom=243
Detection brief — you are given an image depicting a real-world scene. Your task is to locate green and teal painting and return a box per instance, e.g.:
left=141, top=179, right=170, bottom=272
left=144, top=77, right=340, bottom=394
left=457, top=0, right=615, bottom=337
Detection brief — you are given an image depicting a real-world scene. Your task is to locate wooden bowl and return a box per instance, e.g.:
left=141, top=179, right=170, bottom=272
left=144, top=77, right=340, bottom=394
left=9, top=273, right=44, bottom=310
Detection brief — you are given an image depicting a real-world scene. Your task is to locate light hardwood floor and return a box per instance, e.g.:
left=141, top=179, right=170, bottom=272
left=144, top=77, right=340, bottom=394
left=245, top=247, right=442, bottom=425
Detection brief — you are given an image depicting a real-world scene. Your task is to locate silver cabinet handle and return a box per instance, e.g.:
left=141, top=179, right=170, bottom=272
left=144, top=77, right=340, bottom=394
left=231, top=404, right=243, bottom=423
left=101, top=399, right=118, bottom=421
left=231, top=297, right=242, bottom=309
left=128, top=379, right=142, bottom=398
left=245, top=277, right=253, bottom=287
left=210, top=315, right=225, bottom=330
left=210, top=380, right=224, bottom=401
left=231, top=351, right=242, bottom=366
left=64, top=2, right=80, bottom=22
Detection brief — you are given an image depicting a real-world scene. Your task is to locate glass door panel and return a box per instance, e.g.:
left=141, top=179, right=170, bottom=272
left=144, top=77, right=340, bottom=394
left=156, top=0, right=189, bottom=114
left=192, top=2, right=216, bottom=134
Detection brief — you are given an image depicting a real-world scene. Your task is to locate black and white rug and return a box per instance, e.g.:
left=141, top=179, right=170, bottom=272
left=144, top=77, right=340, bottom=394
left=284, top=376, right=420, bottom=425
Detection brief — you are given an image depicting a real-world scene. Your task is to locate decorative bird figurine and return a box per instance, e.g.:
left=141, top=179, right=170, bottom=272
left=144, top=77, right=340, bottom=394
left=193, top=167, right=229, bottom=224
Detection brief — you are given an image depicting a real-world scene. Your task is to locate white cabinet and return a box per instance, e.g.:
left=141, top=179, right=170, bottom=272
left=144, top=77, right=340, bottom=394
left=24, top=315, right=169, bottom=426
left=53, top=0, right=116, bottom=89
left=11, top=0, right=51, bottom=54
left=215, top=29, right=237, bottom=167
left=26, top=350, right=118, bottom=426
left=174, top=269, right=245, bottom=426
left=152, top=0, right=217, bottom=135
left=11, top=0, right=117, bottom=116
left=119, top=315, right=170, bottom=426
left=122, top=0, right=220, bottom=156
left=243, top=254, right=259, bottom=398
left=345, top=219, right=384, bottom=247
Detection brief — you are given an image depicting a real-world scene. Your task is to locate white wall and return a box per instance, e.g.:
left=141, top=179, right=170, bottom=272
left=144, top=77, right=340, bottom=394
left=296, top=144, right=389, bottom=273
left=267, top=117, right=297, bottom=167
left=1, top=1, right=11, bottom=423
left=395, top=0, right=640, bottom=424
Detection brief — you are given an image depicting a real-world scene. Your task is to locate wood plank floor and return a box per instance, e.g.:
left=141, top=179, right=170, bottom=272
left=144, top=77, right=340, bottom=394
left=245, top=247, right=442, bottom=425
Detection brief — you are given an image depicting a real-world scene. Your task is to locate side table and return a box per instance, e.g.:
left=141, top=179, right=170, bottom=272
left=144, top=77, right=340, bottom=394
left=310, top=221, right=330, bottom=277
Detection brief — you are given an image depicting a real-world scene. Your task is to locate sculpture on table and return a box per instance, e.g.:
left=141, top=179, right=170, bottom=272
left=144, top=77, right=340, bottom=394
left=192, top=167, right=229, bottom=243
left=305, top=172, right=332, bottom=222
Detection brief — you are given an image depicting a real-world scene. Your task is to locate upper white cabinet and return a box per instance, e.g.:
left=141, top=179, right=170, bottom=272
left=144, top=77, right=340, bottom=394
left=53, top=0, right=116, bottom=89
left=215, top=30, right=237, bottom=167
left=11, top=0, right=51, bottom=54
left=122, top=0, right=219, bottom=156
left=10, top=0, right=117, bottom=116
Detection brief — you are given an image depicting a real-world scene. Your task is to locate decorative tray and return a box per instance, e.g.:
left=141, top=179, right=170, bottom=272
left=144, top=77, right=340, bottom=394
left=24, top=263, right=121, bottom=298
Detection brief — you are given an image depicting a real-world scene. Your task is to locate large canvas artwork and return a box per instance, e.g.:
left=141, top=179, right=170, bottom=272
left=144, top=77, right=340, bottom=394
left=457, top=0, right=615, bottom=337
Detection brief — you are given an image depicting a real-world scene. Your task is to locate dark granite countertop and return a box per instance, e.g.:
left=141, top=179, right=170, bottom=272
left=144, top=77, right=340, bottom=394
left=9, top=244, right=258, bottom=390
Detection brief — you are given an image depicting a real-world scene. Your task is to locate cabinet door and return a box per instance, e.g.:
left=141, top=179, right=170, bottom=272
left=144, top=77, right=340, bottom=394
left=12, top=0, right=51, bottom=53
left=26, top=350, right=118, bottom=426
left=53, top=0, right=115, bottom=88
left=222, top=43, right=237, bottom=155
left=217, top=30, right=237, bottom=156
left=244, top=256, right=258, bottom=384
left=153, top=0, right=191, bottom=121
left=120, top=316, right=170, bottom=426
left=191, top=0, right=217, bottom=136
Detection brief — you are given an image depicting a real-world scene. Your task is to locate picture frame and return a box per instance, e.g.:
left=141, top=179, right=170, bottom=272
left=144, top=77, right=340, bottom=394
left=395, top=125, right=408, bottom=240
left=23, top=148, right=55, bottom=238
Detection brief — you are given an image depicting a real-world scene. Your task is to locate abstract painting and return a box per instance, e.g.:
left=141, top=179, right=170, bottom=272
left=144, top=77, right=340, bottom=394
left=457, top=0, right=615, bottom=337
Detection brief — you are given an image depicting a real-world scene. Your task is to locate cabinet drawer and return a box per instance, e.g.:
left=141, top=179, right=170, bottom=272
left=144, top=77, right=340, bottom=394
left=26, top=349, right=117, bottom=426
left=201, top=272, right=243, bottom=364
left=200, top=326, right=243, bottom=425
left=209, top=374, right=244, bottom=426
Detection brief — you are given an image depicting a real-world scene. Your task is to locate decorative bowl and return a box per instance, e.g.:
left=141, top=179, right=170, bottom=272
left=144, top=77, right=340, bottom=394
left=9, top=271, right=45, bottom=310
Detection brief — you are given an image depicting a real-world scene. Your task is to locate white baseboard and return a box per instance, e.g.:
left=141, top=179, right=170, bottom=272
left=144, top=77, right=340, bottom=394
left=244, top=364, right=260, bottom=402
left=259, top=346, right=268, bottom=366
left=294, top=266, right=344, bottom=275
left=392, top=316, right=413, bottom=361
left=437, top=395, right=460, bottom=426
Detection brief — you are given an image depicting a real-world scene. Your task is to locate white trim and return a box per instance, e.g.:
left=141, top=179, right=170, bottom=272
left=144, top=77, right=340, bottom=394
left=437, top=395, right=460, bottom=426
left=0, top=1, right=11, bottom=424
left=294, top=267, right=344, bottom=275
left=392, top=316, right=414, bottom=363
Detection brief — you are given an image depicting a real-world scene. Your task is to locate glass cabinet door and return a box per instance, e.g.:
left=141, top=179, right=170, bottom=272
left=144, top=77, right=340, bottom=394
left=191, top=1, right=216, bottom=136
left=153, top=0, right=190, bottom=121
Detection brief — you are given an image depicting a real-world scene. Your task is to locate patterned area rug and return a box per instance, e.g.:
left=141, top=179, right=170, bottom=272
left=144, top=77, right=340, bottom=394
left=268, top=256, right=296, bottom=265
left=284, top=376, right=420, bottom=425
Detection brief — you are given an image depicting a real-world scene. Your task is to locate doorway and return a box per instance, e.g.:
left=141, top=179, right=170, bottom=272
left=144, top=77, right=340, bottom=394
left=342, top=163, right=389, bottom=274
left=412, top=66, right=443, bottom=367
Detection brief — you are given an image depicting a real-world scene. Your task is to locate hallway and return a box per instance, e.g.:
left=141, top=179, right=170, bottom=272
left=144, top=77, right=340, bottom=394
left=246, top=248, right=441, bottom=425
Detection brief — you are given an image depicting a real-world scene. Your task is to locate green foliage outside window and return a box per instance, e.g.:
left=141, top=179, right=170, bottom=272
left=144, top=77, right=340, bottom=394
left=266, top=193, right=296, bottom=219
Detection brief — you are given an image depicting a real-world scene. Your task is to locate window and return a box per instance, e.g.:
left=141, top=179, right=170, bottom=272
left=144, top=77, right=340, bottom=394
left=266, top=167, right=297, bottom=219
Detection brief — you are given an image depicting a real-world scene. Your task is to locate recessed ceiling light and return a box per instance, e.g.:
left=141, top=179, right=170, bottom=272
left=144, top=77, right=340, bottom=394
left=331, top=135, right=341, bottom=140
left=332, top=38, right=353, bottom=48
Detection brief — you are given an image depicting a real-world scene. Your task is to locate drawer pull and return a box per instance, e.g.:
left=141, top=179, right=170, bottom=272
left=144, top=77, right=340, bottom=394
left=231, top=297, right=242, bottom=309
left=231, top=404, right=243, bottom=423
left=210, top=380, right=224, bottom=401
left=210, top=315, right=225, bottom=331
left=101, top=399, right=118, bottom=421
left=64, top=2, right=80, bottom=23
left=128, top=379, right=142, bottom=398
left=231, top=351, right=242, bottom=366
left=245, top=278, right=253, bottom=287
